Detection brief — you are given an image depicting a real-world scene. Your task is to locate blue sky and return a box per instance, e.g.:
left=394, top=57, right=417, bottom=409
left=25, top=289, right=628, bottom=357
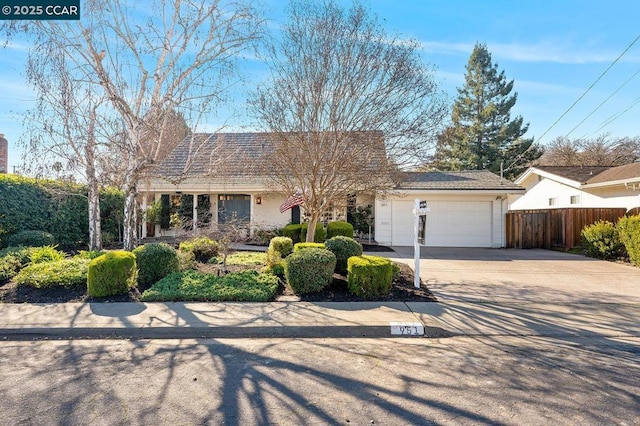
left=1, top=0, right=640, bottom=173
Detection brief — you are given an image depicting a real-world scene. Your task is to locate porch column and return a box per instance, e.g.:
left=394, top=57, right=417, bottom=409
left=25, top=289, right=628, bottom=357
left=141, top=196, right=148, bottom=238
left=193, top=194, right=198, bottom=231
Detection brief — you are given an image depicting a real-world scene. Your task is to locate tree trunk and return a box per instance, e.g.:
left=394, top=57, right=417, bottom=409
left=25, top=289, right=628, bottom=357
left=306, top=213, right=321, bottom=242
left=122, top=161, right=139, bottom=251
left=87, top=175, right=102, bottom=251
left=85, top=109, right=102, bottom=251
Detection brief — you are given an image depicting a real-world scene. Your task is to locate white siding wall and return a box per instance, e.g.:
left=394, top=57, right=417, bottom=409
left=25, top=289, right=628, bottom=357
left=509, top=175, right=640, bottom=211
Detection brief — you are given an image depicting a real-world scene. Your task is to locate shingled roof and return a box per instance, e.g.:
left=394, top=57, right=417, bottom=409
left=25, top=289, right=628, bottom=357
left=585, top=162, right=640, bottom=185
left=532, top=166, right=612, bottom=184
left=150, top=131, right=388, bottom=183
left=397, top=170, right=524, bottom=191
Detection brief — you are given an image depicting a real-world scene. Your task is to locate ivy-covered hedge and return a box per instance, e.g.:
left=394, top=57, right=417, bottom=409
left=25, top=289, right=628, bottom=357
left=0, top=174, right=124, bottom=248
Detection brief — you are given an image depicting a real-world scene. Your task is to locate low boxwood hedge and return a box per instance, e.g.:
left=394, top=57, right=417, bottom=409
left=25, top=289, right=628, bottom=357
left=87, top=251, right=137, bottom=297
left=347, top=255, right=393, bottom=298
left=326, top=221, right=354, bottom=239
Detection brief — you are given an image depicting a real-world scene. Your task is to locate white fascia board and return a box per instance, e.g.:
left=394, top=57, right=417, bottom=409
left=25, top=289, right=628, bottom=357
left=583, top=177, right=640, bottom=189
left=523, top=167, right=582, bottom=189
left=398, top=188, right=526, bottom=195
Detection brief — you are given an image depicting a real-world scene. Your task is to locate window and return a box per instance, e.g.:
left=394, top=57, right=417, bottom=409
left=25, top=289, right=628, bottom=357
left=548, top=197, right=557, bottom=207
left=570, top=195, right=580, bottom=205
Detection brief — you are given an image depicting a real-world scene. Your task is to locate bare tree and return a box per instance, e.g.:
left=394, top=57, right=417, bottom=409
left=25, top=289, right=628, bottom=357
left=250, top=0, right=447, bottom=241
left=19, top=42, right=122, bottom=250
left=538, top=135, right=640, bottom=166
left=6, top=0, right=263, bottom=250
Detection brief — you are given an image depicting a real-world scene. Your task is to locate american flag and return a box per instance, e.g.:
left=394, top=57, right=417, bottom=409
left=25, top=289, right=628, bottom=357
left=279, top=192, right=304, bottom=213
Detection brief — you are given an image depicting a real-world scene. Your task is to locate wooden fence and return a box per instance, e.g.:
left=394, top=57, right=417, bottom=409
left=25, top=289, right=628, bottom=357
left=506, top=208, right=628, bottom=250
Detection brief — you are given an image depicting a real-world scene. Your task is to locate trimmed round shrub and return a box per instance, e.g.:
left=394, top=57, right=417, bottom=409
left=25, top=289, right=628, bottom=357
left=87, top=251, right=137, bottom=297
left=294, top=242, right=326, bottom=252
left=325, top=236, right=363, bottom=274
left=269, top=236, right=293, bottom=257
left=5, top=230, right=56, bottom=248
left=301, top=222, right=326, bottom=242
left=133, top=242, right=180, bottom=287
left=15, top=258, right=90, bottom=289
left=581, top=220, right=624, bottom=260
left=282, top=224, right=302, bottom=244
left=617, top=214, right=640, bottom=266
left=285, top=247, right=336, bottom=295
left=327, top=221, right=354, bottom=239
left=179, top=237, right=219, bottom=263
left=347, top=255, right=393, bottom=298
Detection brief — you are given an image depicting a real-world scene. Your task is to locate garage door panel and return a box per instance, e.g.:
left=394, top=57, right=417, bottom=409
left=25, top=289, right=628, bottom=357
left=391, top=200, right=492, bottom=247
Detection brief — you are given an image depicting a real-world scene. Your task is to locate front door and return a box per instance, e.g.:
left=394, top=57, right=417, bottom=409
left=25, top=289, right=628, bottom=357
left=218, top=194, right=250, bottom=224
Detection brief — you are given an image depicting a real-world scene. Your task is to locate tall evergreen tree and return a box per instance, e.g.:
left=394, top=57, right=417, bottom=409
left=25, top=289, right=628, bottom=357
left=434, top=43, right=542, bottom=178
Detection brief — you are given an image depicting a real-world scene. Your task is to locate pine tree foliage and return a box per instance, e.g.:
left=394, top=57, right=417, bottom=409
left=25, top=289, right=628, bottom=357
left=434, top=43, right=542, bottom=179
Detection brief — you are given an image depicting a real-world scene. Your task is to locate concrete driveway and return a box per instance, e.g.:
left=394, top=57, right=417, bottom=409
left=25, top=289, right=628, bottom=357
left=388, top=246, right=640, bottom=304
left=384, top=247, right=640, bottom=339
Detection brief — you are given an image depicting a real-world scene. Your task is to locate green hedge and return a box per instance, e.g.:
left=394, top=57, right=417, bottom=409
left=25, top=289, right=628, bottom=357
left=326, top=221, right=354, bottom=239
left=347, top=255, right=393, bottom=298
left=325, top=236, right=363, bottom=274
left=133, top=242, right=180, bottom=287
left=618, top=215, right=640, bottom=266
left=282, top=224, right=302, bottom=244
left=140, top=270, right=279, bottom=302
left=301, top=222, right=326, bottom=242
left=581, top=220, right=624, bottom=260
left=15, top=258, right=90, bottom=289
left=87, top=251, right=137, bottom=297
left=285, top=247, right=336, bottom=295
left=0, top=174, right=124, bottom=248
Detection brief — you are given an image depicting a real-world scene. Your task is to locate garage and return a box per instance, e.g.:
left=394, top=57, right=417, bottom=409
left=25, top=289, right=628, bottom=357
left=391, top=200, right=493, bottom=247
left=375, top=171, right=525, bottom=248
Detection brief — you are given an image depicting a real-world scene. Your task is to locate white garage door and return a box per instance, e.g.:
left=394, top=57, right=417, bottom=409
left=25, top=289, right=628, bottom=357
left=392, top=200, right=493, bottom=247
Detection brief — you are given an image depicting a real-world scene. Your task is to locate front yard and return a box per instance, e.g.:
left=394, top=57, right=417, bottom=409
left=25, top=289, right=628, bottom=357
left=0, top=249, right=435, bottom=304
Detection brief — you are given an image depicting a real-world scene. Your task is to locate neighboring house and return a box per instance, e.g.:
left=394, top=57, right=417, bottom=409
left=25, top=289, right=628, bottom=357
left=140, top=133, right=525, bottom=247
left=509, top=164, right=640, bottom=212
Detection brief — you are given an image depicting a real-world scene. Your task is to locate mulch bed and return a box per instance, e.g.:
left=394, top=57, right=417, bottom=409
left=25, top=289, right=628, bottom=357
left=0, top=260, right=436, bottom=304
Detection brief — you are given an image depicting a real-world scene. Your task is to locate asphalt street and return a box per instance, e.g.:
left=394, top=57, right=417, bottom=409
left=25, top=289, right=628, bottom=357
left=1, top=336, right=638, bottom=425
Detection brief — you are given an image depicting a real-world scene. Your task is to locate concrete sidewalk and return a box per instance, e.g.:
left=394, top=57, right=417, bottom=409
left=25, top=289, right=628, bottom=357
left=1, top=299, right=638, bottom=340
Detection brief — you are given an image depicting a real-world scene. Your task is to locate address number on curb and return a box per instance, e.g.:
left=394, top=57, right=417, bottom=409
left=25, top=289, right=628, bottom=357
left=390, top=322, right=425, bottom=336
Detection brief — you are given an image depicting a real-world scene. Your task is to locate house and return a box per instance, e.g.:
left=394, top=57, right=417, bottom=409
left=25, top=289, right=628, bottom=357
left=509, top=164, right=640, bottom=212
left=140, top=132, right=525, bottom=247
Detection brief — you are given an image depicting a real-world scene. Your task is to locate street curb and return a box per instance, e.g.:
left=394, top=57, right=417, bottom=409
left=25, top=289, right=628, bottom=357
left=0, top=325, right=457, bottom=341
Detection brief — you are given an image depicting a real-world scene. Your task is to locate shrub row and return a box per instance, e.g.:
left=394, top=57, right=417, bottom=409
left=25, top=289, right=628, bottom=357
left=581, top=215, right=640, bottom=264
left=276, top=234, right=389, bottom=299
left=282, top=220, right=354, bottom=244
